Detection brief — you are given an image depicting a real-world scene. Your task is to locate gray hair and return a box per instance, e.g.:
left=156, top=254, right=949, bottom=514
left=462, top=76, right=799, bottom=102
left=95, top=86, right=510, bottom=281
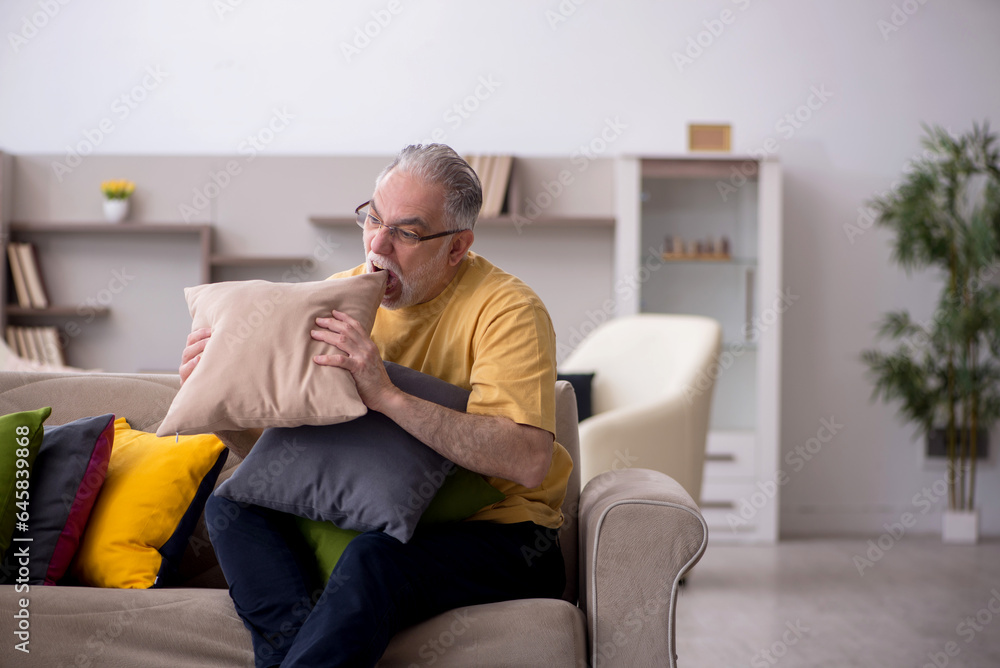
left=375, top=144, right=482, bottom=231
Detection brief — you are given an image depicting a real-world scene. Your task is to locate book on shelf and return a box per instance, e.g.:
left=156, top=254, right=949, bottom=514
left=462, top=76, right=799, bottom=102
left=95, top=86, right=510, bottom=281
left=15, top=242, right=49, bottom=309
left=13, top=326, right=34, bottom=361
left=464, top=154, right=513, bottom=219
left=38, top=326, right=65, bottom=366
left=6, top=242, right=50, bottom=309
left=7, top=243, right=31, bottom=308
left=5, top=325, right=65, bottom=366
left=484, top=155, right=513, bottom=219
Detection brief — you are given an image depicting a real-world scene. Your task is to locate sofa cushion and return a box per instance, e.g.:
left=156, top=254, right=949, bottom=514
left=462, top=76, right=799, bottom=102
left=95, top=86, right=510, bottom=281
left=0, top=586, right=255, bottom=667
left=0, top=372, right=181, bottom=433
left=156, top=272, right=387, bottom=437
left=12, top=414, right=114, bottom=585
left=0, top=406, right=50, bottom=565
left=70, top=420, right=228, bottom=588
left=215, top=362, right=495, bottom=543
left=378, top=598, right=587, bottom=667
left=0, top=586, right=587, bottom=667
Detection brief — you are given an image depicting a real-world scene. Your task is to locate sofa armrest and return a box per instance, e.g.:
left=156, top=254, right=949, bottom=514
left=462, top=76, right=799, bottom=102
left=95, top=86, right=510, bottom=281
left=578, top=468, right=708, bottom=668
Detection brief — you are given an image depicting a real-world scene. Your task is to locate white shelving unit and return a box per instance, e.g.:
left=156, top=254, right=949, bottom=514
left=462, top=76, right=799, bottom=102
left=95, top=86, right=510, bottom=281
left=614, top=155, right=783, bottom=543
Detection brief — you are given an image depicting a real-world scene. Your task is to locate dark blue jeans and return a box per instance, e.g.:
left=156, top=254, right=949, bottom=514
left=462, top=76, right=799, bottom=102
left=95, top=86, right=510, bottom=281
left=204, top=494, right=565, bottom=668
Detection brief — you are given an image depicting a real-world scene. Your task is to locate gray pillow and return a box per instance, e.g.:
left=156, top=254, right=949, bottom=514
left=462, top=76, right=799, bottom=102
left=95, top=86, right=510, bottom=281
left=214, top=362, right=473, bottom=543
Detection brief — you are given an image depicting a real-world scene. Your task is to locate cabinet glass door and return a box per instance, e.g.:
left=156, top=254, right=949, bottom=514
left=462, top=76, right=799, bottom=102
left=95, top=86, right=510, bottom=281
left=639, top=170, right=759, bottom=431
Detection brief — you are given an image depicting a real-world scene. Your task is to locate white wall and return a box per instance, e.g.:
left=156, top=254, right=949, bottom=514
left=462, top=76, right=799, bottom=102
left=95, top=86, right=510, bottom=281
left=2, top=0, right=999, bottom=536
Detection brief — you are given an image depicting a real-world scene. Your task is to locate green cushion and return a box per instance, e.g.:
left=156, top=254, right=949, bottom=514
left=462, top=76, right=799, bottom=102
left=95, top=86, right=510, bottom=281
left=297, top=465, right=504, bottom=582
left=421, top=466, right=505, bottom=525
left=0, top=407, right=51, bottom=564
left=294, top=517, right=360, bottom=584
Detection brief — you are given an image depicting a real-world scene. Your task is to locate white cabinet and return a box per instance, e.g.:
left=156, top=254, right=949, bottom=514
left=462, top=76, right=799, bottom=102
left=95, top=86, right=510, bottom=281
left=614, top=156, right=783, bottom=543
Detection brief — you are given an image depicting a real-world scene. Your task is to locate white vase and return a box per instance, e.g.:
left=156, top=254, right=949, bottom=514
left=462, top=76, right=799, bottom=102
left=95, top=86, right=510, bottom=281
left=103, top=198, right=129, bottom=223
left=942, top=509, right=978, bottom=544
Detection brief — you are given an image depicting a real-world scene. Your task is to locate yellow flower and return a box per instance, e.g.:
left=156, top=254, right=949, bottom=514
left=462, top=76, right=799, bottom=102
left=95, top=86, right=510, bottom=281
left=101, top=179, right=135, bottom=200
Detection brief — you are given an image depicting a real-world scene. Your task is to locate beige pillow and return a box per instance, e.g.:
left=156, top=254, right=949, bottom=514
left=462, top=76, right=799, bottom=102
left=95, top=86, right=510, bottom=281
left=156, top=271, right=387, bottom=437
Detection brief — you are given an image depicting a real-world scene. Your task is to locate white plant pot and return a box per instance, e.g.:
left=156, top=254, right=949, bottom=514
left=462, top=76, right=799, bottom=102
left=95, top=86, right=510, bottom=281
left=103, top=198, right=130, bottom=223
left=942, top=509, right=978, bottom=544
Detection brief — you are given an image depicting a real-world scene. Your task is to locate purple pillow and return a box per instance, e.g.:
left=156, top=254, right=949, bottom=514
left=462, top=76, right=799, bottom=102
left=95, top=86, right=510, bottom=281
left=2, top=414, right=114, bottom=585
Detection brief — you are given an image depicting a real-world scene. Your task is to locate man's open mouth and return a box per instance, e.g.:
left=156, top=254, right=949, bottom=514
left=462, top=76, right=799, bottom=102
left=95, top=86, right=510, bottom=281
left=370, top=261, right=398, bottom=291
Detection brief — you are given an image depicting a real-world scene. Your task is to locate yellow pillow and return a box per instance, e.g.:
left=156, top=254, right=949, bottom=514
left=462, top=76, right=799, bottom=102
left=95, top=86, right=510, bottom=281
left=70, top=418, right=228, bottom=588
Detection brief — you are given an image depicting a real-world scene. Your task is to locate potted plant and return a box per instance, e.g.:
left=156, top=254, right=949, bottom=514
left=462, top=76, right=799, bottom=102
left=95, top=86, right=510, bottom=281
left=862, top=122, right=1000, bottom=544
left=100, top=179, right=135, bottom=222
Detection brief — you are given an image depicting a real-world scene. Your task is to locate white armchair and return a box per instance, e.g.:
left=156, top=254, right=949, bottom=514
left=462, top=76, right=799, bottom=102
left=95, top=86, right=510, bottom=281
left=559, top=314, right=722, bottom=503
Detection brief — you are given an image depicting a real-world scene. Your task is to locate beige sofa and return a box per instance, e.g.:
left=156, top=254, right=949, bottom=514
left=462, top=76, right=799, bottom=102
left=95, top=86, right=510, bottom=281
left=0, top=371, right=708, bottom=667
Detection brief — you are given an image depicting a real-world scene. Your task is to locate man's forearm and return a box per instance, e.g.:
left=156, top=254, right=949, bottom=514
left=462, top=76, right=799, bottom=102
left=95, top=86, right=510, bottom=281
left=375, top=389, right=553, bottom=489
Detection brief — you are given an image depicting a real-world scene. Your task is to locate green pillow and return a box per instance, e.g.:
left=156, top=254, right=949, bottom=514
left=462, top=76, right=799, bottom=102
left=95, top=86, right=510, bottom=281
left=294, top=517, right=360, bottom=583
left=0, top=407, right=52, bottom=564
left=297, top=466, right=504, bottom=582
left=421, top=466, right=505, bottom=524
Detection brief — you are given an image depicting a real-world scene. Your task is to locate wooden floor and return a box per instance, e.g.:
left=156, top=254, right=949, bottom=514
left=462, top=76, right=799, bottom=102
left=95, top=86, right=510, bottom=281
left=674, top=538, right=1000, bottom=667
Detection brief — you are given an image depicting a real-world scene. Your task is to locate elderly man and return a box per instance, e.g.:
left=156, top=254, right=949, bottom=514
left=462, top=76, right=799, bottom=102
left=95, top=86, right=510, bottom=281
left=188, top=144, right=572, bottom=667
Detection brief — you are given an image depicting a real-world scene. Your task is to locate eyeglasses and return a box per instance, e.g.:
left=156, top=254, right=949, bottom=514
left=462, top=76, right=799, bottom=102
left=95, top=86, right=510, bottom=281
left=355, top=201, right=463, bottom=246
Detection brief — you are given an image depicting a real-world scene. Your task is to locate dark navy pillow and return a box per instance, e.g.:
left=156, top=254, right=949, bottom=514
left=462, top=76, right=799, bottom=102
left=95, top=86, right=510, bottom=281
left=0, top=414, right=114, bottom=585
left=557, top=372, right=595, bottom=421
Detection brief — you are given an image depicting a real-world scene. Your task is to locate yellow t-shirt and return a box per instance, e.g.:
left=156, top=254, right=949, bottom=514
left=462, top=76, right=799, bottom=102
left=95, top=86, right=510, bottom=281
left=332, top=252, right=572, bottom=529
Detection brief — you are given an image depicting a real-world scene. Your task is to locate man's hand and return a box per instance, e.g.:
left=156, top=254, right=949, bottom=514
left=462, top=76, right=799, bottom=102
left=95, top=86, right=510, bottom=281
left=311, top=310, right=553, bottom=489
left=179, top=327, right=211, bottom=386
left=311, top=310, right=399, bottom=412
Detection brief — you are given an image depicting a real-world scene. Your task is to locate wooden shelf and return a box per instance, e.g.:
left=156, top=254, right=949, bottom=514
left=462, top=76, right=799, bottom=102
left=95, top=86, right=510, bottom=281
left=6, top=305, right=110, bottom=318
left=662, top=253, right=733, bottom=262
left=9, top=222, right=212, bottom=286
left=308, top=216, right=355, bottom=227
left=210, top=255, right=312, bottom=267
left=642, top=157, right=760, bottom=180
left=10, top=222, right=211, bottom=234
left=309, top=215, right=614, bottom=229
